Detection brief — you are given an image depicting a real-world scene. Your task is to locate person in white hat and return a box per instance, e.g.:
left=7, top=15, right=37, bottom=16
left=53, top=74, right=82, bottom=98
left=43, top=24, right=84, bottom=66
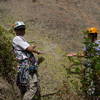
left=12, top=21, right=41, bottom=99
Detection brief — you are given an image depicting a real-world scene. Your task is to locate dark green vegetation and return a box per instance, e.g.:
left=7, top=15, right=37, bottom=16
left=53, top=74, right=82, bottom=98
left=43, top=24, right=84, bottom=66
left=0, top=26, right=16, bottom=82
left=67, top=31, right=100, bottom=99
left=0, top=26, right=21, bottom=100
left=82, top=31, right=100, bottom=98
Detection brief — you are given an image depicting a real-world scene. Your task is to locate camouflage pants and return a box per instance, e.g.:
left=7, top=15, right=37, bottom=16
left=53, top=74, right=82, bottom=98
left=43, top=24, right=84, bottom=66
left=23, top=73, right=39, bottom=100
left=17, top=60, right=40, bottom=100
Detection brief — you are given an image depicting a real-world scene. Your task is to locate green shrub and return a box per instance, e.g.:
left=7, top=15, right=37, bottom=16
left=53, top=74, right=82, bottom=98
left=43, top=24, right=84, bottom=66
left=82, top=31, right=100, bottom=97
left=67, top=30, right=100, bottom=98
left=0, top=26, right=16, bottom=83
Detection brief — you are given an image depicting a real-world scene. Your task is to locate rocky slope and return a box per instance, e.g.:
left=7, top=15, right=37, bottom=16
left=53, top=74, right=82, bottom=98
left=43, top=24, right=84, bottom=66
left=0, top=77, right=21, bottom=100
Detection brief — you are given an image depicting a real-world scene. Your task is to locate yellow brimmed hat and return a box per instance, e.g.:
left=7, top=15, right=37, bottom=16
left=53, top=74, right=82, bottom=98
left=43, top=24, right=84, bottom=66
left=87, top=27, right=98, bottom=34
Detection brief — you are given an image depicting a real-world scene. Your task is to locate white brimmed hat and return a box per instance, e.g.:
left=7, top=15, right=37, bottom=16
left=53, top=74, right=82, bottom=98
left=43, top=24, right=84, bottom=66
left=14, top=21, right=25, bottom=30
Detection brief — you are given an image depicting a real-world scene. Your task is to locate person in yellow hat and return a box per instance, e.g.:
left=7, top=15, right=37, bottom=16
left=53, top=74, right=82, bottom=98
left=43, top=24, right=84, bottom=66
left=83, top=28, right=100, bottom=96
left=87, top=27, right=98, bottom=42
left=67, top=28, right=100, bottom=96
left=84, top=27, right=100, bottom=56
left=67, top=27, right=99, bottom=57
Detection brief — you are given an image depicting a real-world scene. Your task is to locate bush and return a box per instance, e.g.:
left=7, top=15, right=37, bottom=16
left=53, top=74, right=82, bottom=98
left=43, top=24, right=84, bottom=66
left=0, top=26, right=16, bottom=83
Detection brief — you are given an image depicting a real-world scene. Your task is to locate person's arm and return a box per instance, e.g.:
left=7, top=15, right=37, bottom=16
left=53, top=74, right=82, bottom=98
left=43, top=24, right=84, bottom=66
left=67, top=52, right=77, bottom=57
left=67, top=52, right=85, bottom=57
left=26, top=45, right=41, bottom=55
left=13, top=36, right=42, bottom=55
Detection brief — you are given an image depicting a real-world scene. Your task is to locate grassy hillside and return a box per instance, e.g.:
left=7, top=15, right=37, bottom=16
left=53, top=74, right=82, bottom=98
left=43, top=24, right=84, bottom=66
left=25, top=30, right=85, bottom=100
left=0, top=0, right=100, bottom=99
left=0, top=0, right=100, bottom=52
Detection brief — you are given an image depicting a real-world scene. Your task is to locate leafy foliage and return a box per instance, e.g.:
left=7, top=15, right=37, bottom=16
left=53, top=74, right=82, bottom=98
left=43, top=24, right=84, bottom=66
left=0, top=26, right=16, bottom=83
left=67, top=30, right=100, bottom=99
left=82, top=31, right=100, bottom=96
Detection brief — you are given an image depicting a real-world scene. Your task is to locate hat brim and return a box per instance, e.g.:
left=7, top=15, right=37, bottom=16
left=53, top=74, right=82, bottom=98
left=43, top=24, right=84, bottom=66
left=14, top=25, right=25, bottom=30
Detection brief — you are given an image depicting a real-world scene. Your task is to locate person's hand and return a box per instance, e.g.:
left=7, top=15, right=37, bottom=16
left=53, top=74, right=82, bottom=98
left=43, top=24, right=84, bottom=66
left=37, top=51, right=44, bottom=55
left=77, top=53, right=84, bottom=57
left=67, top=53, right=77, bottom=57
left=32, top=45, right=36, bottom=49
